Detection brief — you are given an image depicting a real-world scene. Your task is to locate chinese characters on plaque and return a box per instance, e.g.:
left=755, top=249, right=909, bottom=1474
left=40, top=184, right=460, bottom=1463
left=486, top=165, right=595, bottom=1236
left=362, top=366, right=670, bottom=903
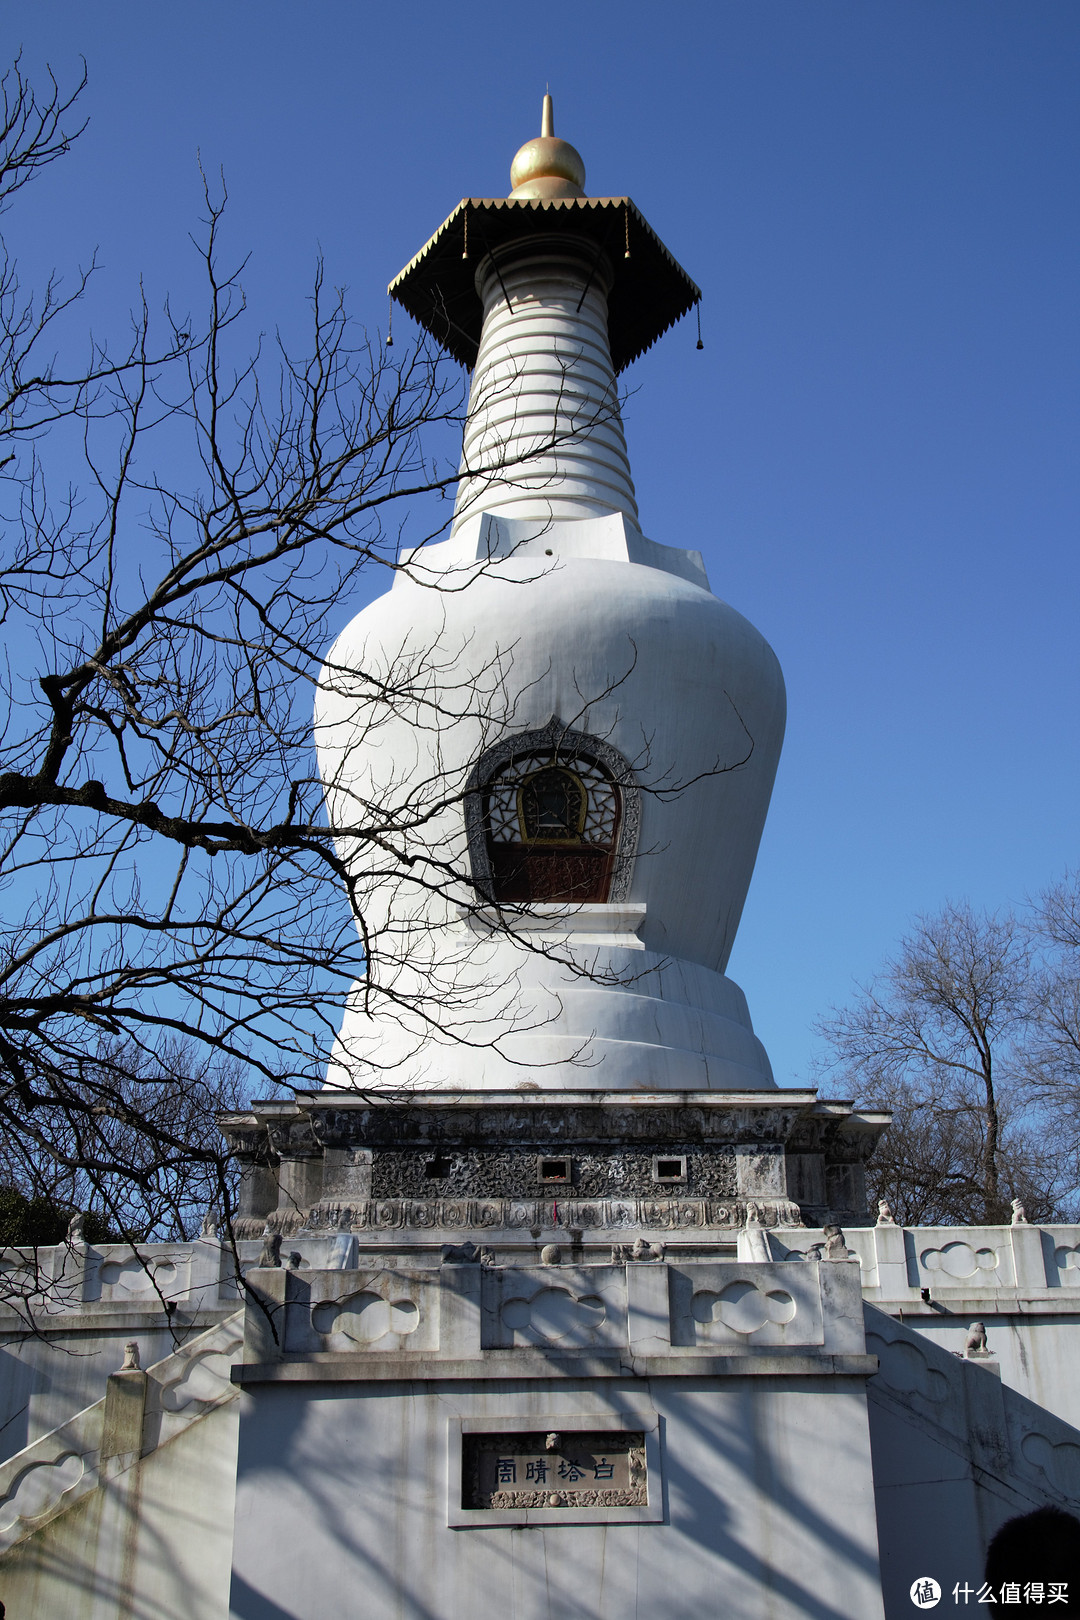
left=463, top=1431, right=647, bottom=1509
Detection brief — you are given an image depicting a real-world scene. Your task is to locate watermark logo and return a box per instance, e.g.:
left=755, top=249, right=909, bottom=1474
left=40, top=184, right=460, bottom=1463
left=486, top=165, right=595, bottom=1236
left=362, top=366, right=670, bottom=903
left=909, top=1576, right=1070, bottom=1606
left=953, top=1582, right=1069, bottom=1604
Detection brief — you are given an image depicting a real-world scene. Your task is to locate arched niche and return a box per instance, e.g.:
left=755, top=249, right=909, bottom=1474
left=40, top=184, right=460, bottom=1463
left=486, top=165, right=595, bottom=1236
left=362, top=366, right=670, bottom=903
left=464, top=717, right=640, bottom=905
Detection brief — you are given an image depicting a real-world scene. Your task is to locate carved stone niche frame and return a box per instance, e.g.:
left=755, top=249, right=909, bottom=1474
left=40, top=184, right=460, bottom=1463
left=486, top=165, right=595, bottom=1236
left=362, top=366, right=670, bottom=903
left=652, top=1154, right=688, bottom=1185
left=447, top=1412, right=663, bottom=1529
left=463, top=715, right=642, bottom=904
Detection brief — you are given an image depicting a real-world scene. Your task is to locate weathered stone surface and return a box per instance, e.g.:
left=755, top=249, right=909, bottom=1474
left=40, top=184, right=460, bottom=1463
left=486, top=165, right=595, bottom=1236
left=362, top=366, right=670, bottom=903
left=220, top=1091, right=884, bottom=1236
left=370, top=1145, right=738, bottom=1199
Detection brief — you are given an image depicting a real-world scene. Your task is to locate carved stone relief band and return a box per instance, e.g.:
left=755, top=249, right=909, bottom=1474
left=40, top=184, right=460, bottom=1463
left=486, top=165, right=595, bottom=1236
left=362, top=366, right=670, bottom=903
left=238, top=1194, right=804, bottom=1238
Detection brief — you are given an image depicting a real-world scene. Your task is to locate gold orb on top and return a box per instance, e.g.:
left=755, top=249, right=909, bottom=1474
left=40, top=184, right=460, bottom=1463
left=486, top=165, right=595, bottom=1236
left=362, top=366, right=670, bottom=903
left=509, top=94, right=586, bottom=200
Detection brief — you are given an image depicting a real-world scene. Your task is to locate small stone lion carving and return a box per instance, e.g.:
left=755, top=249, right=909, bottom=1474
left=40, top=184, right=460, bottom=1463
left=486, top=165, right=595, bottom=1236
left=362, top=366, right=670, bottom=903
left=807, top=1223, right=857, bottom=1263
left=965, top=1321, right=990, bottom=1357
left=258, top=1228, right=282, bottom=1268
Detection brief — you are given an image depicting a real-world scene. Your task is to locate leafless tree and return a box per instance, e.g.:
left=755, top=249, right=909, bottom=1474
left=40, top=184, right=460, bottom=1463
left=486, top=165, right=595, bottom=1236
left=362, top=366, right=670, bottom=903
left=842, top=1069, right=1068, bottom=1227
left=1020, top=872, right=1080, bottom=1170
left=0, top=1037, right=247, bottom=1240
left=0, top=55, right=540, bottom=1254
left=814, top=902, right=1070, bottom=1224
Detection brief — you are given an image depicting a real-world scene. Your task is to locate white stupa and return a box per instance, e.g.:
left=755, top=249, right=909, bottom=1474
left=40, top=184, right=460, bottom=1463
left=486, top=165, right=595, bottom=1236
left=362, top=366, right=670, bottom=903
left=14, top=105, right=1071, bottom=1620
left=316, top=98, right=786, bottom=1092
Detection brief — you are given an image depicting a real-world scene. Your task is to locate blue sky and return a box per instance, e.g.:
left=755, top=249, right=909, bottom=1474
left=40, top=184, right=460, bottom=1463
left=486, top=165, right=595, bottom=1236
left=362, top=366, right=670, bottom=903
left=9, top=2, right=1079, bottom=1088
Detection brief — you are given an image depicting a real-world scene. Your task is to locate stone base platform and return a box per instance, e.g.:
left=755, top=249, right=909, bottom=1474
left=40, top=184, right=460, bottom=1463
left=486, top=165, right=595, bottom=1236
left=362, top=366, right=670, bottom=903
left=219, top=1088, right=889, bottom=1248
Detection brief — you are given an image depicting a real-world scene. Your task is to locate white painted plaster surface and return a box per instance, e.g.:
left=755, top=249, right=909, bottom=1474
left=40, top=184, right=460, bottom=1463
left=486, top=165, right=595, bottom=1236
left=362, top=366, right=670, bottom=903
left=229, top=1376, right=884, bottom=1620
left=317, top=513, right=785, bottom=1092
left=10, top=1232, right=1080, bottom=1617
left=317, top=206, right=784, bottom=1095
left=0, top=1400, right=239, bottom=1620
left=0, top=1238, right=235, bottom=1460
left=782, top=1223, right=1080, bottom=1433
left=907, top=1314, right=1080, bottom=1434
left=865, top=1306, right=1080, bottom=1619
left=228, top=1258, right=880, bottom=1616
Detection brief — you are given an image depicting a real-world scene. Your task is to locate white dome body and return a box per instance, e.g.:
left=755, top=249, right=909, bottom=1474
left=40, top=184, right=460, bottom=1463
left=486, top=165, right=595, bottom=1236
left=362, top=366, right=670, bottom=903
left=316, top=134, right=786, bottom=1094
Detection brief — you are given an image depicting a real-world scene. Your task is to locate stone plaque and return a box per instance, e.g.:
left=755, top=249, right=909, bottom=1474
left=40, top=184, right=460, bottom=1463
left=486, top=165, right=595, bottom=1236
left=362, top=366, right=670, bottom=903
left=462, top=1430, right=646, bottom=1510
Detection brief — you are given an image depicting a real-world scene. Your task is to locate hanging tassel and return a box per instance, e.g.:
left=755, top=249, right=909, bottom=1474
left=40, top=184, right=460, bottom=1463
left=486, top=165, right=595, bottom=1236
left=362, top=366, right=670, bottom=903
left=387, top=299, right=394, bottom=348
left=462, top=206, right=469, bottom=261
left=623, top=204, right=631, bottom=261
left=696, top=302, right=704, bottom=351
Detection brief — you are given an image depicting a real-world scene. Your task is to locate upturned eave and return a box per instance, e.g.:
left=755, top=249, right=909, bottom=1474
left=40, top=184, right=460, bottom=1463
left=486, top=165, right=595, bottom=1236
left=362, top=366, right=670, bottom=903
left=388, top=196, right=701, bottom=374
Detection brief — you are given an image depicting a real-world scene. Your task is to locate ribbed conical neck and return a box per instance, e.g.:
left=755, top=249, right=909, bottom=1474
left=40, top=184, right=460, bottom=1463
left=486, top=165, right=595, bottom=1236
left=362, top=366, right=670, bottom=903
left=451, top=238, right=639, bottom=533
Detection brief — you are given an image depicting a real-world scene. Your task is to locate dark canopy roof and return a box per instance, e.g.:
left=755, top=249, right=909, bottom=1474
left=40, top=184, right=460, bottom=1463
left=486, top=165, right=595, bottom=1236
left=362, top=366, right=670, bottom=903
left=388, top=195, right=701, bottom=375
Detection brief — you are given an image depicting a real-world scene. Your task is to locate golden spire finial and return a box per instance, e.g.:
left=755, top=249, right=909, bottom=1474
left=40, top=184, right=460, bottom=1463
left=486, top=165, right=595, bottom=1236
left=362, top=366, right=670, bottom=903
left=509, top=94, right=586, bottom=200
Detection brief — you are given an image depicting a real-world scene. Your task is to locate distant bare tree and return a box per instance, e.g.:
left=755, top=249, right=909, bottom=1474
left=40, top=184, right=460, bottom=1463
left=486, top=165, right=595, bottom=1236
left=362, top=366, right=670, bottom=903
left=0, top=1038, right=247, bottom=1241
left=1021, top=872, right=1080, bottom=1171
left=815, top=902, right=1070, bottom=1224
left=843, top=1071, right=1067, bottom=1227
